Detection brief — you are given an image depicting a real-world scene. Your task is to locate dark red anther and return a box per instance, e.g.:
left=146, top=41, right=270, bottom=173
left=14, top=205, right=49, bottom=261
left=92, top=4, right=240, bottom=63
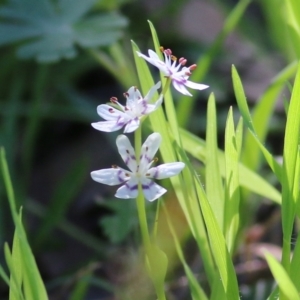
left=123, top=92, right=129, bottom=98
left=112, top=164, right=118, bottom=168
left=110, top=97, right=118, bottom=103
left=165, top=48, right=172, bottom=56
left=189, top=64, right=197, bottom=71
left=179, top=57, right=187, bottom=65
left=108, top=108, right=115, bottom=113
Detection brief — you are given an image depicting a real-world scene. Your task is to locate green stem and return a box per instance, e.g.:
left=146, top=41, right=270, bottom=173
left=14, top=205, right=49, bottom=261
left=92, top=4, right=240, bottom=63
left=134, top=128, right=166, bottom=300
left=134, top=127, right=150, bottom=249
left=0, top=148, right=18, bottom=223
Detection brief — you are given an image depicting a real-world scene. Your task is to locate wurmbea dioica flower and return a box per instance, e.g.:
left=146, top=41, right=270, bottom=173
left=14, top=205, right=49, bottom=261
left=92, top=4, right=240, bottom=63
left=136, top=47, right=209, bottom=96
left=92, top=82, right=163, bottom=133
left=91, top=133, right=185, bottom=202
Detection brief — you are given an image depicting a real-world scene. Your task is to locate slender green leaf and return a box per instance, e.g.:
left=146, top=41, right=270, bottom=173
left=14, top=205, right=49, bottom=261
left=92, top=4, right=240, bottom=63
left=224, top=108, right=240, bottom=253
left=232, top=65, right=282, bottom=180
left=206, top=94, right=224, bottom=230
left=0, top=148, right=48, bottom=299
left=180, top=128, right=281, bottom=203
left=4, top=243, right=24, bottom=300
left=281, top=62, right=300, bottom=267
left=265, top=253, right=300, bottom=300
left=290, top=231, right=300, bottom=291
left=163, top=204, right=208, bottom=300
left=9, top=224, right=24, bottom=300
left=243, top=61, right=297, bottom=170
left=194, top=174, right=240, bottom=299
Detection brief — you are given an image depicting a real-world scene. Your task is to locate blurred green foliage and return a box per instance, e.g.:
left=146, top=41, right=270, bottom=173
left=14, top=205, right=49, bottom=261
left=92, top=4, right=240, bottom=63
left=0, top=0, right=128, bottom=62
left=0, top=0, right=300, bottom=298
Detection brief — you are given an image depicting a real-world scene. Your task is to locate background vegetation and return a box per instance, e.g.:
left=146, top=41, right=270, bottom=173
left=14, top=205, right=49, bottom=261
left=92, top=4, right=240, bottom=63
left=1, top=0, right=300, bottom=299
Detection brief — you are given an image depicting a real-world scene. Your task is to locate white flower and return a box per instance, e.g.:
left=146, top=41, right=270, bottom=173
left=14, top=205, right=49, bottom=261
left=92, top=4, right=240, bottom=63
left=136, top=48, right=209, bottom=96
left=92, top=82, right=163, bottom=133
left=91, top=133, right=185, bottom=202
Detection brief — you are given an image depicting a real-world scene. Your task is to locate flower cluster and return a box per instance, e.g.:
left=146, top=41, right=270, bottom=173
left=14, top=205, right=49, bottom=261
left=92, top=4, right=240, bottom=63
left=91, top=46, right=208, bottom=201
left=91, top=133, right=184, bottom=201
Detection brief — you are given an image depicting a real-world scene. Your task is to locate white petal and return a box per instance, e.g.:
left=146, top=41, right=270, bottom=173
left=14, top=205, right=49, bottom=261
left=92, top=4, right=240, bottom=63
left=148, top=49, right=160, bottom=60
left=91, top=121, right=124, bottom=132
left=139, top=133, right=161, bottom=172
left=137, top=50, right=167, bottom=73
left=144, top=81, right=161, bottom=103
left=115, top=178, right=139, bottom=199
left=137, top=94, right=163, bottom=115
left=126, top=86, right=142, bottom=109
left=116, top=135, right=137, bottom=172
left=147, top=162, right=185, bottom=179
left=141, top=178, right=167, bottom=201
left=185, top=80, right=209, bottom=90
left=90, top=168, right=129, bottom=185
left=123, top=118, right=140, bottom=133
left=136, top=51, right=157, bottom=66
left=96, top=104, right=124, bottom=121
left=172, top=81, right=192, bottom=96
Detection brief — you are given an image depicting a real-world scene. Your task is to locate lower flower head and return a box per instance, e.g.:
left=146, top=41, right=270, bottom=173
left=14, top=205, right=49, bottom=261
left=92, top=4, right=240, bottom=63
left=91, top=133, right=185, bottom=201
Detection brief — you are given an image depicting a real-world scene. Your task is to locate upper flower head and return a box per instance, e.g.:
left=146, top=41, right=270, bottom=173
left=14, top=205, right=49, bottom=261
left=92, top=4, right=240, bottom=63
left=91, top=133, right=185, bottom=202
left=92, top=82, right=162, bottom=133
left=136, top=47, right=209, bottom=96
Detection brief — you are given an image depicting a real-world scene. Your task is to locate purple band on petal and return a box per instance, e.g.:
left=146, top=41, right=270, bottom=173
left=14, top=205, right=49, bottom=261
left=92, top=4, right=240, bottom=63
left=116, top=116, right=126, bottom=127
left=174, top=77, right=187, bottom=85
left=140, top=100, right=148, bottom=115
left=125, top=155, right=136, bottom=166
left=142, top=180, right=155, bottom=190
left=125, top=182, right=138, bottom=191
left=150, top=168, right=159, bottom=179
left=117, top=170, right=127, bottom=183
left=140, top=154, right=151, bottom=163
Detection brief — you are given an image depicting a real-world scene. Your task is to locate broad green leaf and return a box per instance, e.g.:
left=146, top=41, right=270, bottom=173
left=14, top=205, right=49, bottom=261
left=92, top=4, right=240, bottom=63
left=0, top=0, right=127, bottom=62
left=265, top=253, right=300, bottom=300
